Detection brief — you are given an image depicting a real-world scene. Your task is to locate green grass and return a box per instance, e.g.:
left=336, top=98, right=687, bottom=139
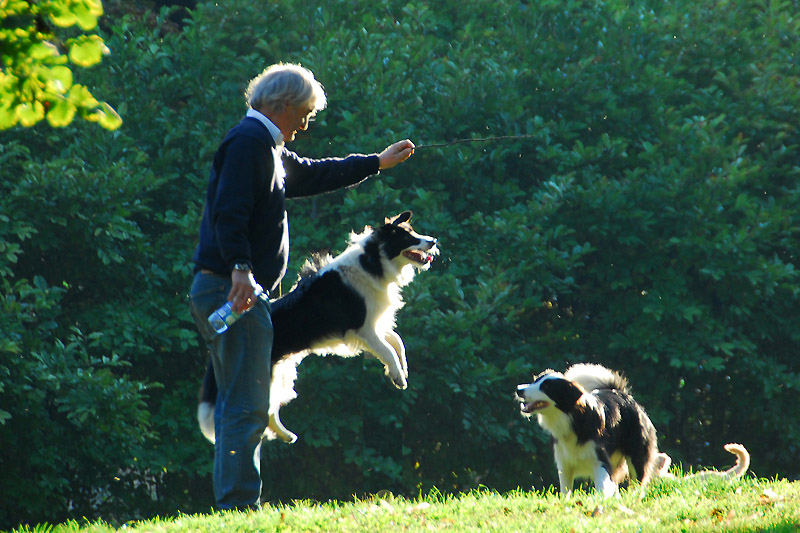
left=13, top=477, right=800, bottom=533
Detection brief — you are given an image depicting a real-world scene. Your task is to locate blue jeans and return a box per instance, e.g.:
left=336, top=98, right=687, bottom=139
left=189, top=271, right=273, bottom=509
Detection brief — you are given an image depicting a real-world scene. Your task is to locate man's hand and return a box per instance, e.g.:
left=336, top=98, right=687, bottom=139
left=378, top=139, right=415, bottom=169
left=228, top=269, right=260, bottom=314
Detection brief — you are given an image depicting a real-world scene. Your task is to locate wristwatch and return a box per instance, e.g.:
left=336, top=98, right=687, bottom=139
left=232, top=262, right=251, bottom=272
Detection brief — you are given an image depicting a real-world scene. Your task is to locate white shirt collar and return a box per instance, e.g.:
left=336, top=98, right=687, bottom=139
left=246, top=108, right=284, bottom=147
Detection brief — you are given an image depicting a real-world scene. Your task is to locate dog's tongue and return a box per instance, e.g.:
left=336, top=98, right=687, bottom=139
left=404, top=250, right=434, bottom=264
left=522, top=400, right=549, bottom=413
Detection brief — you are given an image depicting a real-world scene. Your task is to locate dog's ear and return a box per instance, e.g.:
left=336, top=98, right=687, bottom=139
left=533, top=369, right=556, bottom=382
left=541, top=377, right=586, bottom=412
left=387, top=211, right=412, bottom=226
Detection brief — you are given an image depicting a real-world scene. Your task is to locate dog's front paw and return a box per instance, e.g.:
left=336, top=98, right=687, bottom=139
left=383, top=363, right=408, bottom=389
left=390, top=372, right=408, bottom=390
left=268, top=412, right=299, bottom=444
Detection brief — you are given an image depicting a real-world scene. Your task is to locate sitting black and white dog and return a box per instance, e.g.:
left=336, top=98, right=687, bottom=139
left=516, top=363, right=659, bottom=497
left=198, top=211, right=438, bottom=444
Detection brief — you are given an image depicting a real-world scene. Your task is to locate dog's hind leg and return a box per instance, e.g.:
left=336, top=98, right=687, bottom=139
left=594, top=464, right=619, bottom=498
left=264, top=353, right=306, bottom=444
left=197, top=401, right=216, bottom=443
left=360, top=331, right=407, bottom=389
left=267, top=407, right=298, bottom=444
left=197, top=359, right=218, bottom=443
left=655, top=453, right=674, bottom=478
left=384, top=330, right=408, bottom=377
left=558, top=468, right=574, bottom=497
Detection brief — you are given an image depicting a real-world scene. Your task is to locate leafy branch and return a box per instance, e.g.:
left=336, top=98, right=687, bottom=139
left=0, top=0, right=121, bottom=130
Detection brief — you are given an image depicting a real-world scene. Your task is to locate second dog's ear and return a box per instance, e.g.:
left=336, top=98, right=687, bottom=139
left=387, top=211, right=412, bottom=226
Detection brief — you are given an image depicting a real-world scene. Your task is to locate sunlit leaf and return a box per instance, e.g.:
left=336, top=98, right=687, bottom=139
left=68, top=35, right=109, bottom=67
left=75, top=0, right=104, bottom=30
left=96, top=102, right=122, bottom=131
left=45, top=98, right=76, bottom=127
left=15, top=101, right=44, bottom=126
left=28, top=42, right=60, bottom=60
left=0, top=104, right=18, bottom=129
left=67, top=84, right=99, bottom=108
left=44, top=66, right=74, bottom=94
left=47, top=3, right=78, bottom=27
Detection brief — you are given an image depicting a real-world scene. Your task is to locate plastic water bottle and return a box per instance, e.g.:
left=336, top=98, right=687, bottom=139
left=208, top=286, right=264, bottom=334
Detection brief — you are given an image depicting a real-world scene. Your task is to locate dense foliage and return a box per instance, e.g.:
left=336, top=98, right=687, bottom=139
left=1, top=0, right=798, bottom=528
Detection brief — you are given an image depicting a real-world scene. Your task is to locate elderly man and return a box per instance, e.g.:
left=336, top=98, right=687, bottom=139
left=189, top=63, right=414, bottom=511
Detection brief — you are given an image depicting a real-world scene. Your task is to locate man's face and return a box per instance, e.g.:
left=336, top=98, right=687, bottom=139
left=274, top=102, right=316, bottom=142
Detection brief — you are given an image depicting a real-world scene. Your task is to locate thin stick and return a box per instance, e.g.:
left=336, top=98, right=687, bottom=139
left=415, top=134, right=538, bottom=149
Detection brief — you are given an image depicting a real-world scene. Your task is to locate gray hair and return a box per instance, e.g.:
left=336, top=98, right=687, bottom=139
left=245, top=63, right=327, bottom=114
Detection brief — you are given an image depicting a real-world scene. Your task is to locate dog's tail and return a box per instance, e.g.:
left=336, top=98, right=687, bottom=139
left=657, top=443, right=750, bottom=481
left=720, top=443, right=750, bottom=479
left=687, top=443, right=750, bottom=481
left=197, top=359, right=217, bottom=443
left=564, top=363, right=629, bottom=394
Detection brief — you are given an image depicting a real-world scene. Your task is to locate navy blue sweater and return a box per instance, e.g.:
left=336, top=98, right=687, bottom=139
left=192, top=116, right=380, bottom=292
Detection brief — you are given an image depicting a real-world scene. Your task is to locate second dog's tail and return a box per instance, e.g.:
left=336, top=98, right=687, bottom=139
left=659, top=443, right=750, bottom=481
left=688, top=443, right=750, bottom=480
left=704, top=443, right=750, bottom=480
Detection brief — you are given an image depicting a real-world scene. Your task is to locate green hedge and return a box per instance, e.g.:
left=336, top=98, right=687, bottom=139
left=1, top=0, right=798, bottom=527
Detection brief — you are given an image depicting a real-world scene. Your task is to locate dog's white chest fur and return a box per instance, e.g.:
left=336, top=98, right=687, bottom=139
left=319, top=258, right=404, bottom=349
left=552, top=436, right=601, bottom=479
left=539, top=412, right=597, bottom=479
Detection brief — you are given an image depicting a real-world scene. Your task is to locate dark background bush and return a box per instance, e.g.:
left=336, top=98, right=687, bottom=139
left=1, top=0, right=798, bottom=528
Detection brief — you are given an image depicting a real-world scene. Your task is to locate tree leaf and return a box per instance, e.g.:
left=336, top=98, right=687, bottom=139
left=46, top=98, right=76, bottom=127
left=73, top=0, right=104, bottom=31
left=47, top=4, right=78, bottom=28
left=44, top=66, right=74, bottom=94
left=67, top=84, right=99, bottom=109
left=68, top=36, right=109, bottom=67
left=96, top=102, right=122, bottom=131
left=0, top=103, right=17, bottom=129
left=15, top=101, right=45, bottom=127
left=29, top=42, right=60, bottom=61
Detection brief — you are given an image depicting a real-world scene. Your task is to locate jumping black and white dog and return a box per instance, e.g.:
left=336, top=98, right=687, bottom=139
left=516, top=363, right=659, bottom=497
left=198, top=211, right=438, bottom=444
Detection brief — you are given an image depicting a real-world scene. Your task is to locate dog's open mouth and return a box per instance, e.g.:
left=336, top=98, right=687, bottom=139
left=520, top=401, right=549, bottom=414
left=403, top=249, right=435, bottom=265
